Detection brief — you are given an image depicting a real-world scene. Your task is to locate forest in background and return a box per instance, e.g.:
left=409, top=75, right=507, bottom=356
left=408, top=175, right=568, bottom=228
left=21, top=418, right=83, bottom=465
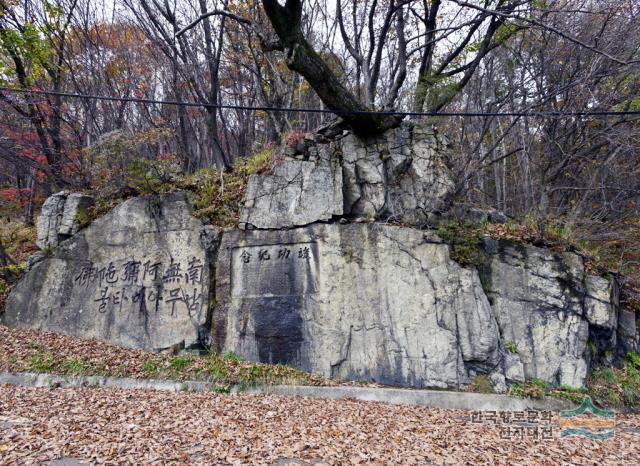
left=0, top=0, right=638, bottom=307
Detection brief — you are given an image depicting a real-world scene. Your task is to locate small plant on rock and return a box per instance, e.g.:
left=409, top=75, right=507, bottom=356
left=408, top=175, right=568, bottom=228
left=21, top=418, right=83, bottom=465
left=505, top=340, right=518, bottom=354
left=468, top=375, right=495, bottom=394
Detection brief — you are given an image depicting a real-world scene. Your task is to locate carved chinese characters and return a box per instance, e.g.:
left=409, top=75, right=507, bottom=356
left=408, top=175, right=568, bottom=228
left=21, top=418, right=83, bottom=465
left=74, top=256, right=206, bottom=318
left=3, top=193, right=216, bottom=351
left=231, top=242, right=318, bottom=298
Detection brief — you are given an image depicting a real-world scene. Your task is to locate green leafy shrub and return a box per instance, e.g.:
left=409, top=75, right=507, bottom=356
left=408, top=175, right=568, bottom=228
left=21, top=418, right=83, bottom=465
left=436, top=220, right=487, bottom=266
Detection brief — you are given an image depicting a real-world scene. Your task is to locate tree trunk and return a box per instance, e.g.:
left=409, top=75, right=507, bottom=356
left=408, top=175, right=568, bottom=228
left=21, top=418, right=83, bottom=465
left=23, top=172, right=35, bottom=226
left=262, top=0, right=401, bottom=136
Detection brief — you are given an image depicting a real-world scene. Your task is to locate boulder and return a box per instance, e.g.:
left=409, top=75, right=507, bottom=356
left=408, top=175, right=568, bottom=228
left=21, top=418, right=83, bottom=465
left=479, top=241, right=619, bottom=388
left=3, top=193, right=217, bottom=351
left=213, top=223, right=501, bottom=388
left=4, top=121, right=631, bottom=392
left=239, top=142, right=343, bottom=229
left=59, top=193, right=95, bottom=236
left=35, top=191, right=67, bottom=249
left=36, top=191, right=94, bottom=249
left=239, top=121, right=455, bottom=229
left=617, top=308, right=639, bottom=354
left=584, top=275, right=618, bottom=330
left=340, top=123, right=455, bottom=225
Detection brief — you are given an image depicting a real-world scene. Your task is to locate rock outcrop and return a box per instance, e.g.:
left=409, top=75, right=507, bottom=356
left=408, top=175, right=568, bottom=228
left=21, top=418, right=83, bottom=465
left=4, top=193, right=217, bottom=351
left=240, top=142, right=343, bottom=229
left=36, top=191, right=95, bottom=249
left=3, top=120, right=636, bottom=391
left=240, top=122, right=455, bottom=229
left=214, top=224, right=502, bottom=388
left=478, top=239, right=619, bottom=387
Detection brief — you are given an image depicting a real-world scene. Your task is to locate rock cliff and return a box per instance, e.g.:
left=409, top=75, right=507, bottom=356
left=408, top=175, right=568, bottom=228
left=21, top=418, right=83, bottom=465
left=4, top=193, right=217, bottom=351
left=2, top=121, right=636, bottom=390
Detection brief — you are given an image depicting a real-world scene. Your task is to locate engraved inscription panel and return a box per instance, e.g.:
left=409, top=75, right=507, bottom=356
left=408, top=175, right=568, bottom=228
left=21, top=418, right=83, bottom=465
left=231, top=242, right=318, bottom=297
left=73, top=254, right=206, bottom=318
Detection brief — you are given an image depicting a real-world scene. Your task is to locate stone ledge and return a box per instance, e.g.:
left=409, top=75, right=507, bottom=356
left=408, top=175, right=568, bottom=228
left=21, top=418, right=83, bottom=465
left=245, top=385, right=575, bottom=412
left=0, top=372, right=575, bottom=412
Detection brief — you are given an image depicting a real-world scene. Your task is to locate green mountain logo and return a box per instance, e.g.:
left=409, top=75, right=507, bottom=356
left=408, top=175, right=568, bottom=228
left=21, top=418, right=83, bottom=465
left=560, top=396, right=615, bottom=439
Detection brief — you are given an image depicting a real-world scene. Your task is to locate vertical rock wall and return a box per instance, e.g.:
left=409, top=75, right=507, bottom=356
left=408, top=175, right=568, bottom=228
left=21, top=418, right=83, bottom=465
left=240, top=122, right=455, bottom=229
left=214, top=224, right=503, bottom=389
left=36, top=191, right=95, bottom=249
left=479, top=239, right=621, bottom=387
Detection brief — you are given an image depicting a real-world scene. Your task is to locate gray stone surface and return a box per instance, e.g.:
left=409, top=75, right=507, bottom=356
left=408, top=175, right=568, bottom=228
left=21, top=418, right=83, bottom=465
left=617, top=308, right=639, bottom=354
left=4, top=123, right=632, bottom=393
left=239, top=121, right=455, bottom=229
left=502, top=353, right=525, bottom=384
left=240, top=142, right=343, bottom=229
left=480, top=241, right=619, bottom=388
left=36, top=191, right=67, bottom=249
left=46, top=459, right=89, bottom=466
left=584, top=275, right=618, bottom=330
left=341, top=123, right=455, bottom=225
left=3, top=193, right=217, bottom=351
left=59, top=193, right=95, bottom=236
left=214, top=222, right=624, bottom=390
left=248, top=385, right=575, bottom=412
left=0, top=371, right=576, bottom=412
left=213, top=223, right=501, bottom=389
left=36, top=191, right=94, bottom=249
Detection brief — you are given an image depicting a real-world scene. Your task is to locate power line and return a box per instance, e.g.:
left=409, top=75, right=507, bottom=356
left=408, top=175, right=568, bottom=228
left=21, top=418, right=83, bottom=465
left=1, top=86, right=639, bottom=118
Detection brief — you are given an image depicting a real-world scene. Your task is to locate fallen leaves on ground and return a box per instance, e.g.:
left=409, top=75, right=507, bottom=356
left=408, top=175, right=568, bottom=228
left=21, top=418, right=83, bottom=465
left=1, top=384, right=639, bottom=465
left=0, top=325, right=330, bottom=387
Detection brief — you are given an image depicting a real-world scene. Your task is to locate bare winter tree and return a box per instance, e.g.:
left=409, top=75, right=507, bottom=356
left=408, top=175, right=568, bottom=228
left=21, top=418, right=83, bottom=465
left=442, top=0, right=640, bottom=236
left=122, top=0, right=232, bottom=170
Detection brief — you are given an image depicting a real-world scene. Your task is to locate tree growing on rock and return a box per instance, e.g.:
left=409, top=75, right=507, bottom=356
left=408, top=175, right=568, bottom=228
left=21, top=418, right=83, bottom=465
left=181, top=0, right=636, bottom=137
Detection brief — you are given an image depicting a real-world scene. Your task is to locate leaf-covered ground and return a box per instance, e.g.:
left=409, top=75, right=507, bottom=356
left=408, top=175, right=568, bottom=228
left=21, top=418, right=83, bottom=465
left=0, top=325, right=330, bottom=389
left=1, top=384, right=639, bottom=465
left=1, top=326, right=640, bottom=463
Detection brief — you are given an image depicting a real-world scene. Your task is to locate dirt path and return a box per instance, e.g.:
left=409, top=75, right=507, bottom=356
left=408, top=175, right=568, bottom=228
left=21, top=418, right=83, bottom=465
left=1, top=385, right=639, bottom=465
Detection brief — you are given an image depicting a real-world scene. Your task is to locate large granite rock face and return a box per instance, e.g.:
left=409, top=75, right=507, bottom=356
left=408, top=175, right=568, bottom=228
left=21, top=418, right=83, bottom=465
left=213, top=223, right=503, bottom=388
left=3, top=193, right=217, bottom=351
left=340, top=124, right=455, bottom=225
left=617, top=308, right=640, bottom=355
left=36, top=191, right=94, bottom=249
left=240, top=142, right=343, bottom=229
left=240, top=121, right=455, bottom=229
left=3, top=122, right=633, bottom=392
left=479, top=239, right=619, bottom=387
